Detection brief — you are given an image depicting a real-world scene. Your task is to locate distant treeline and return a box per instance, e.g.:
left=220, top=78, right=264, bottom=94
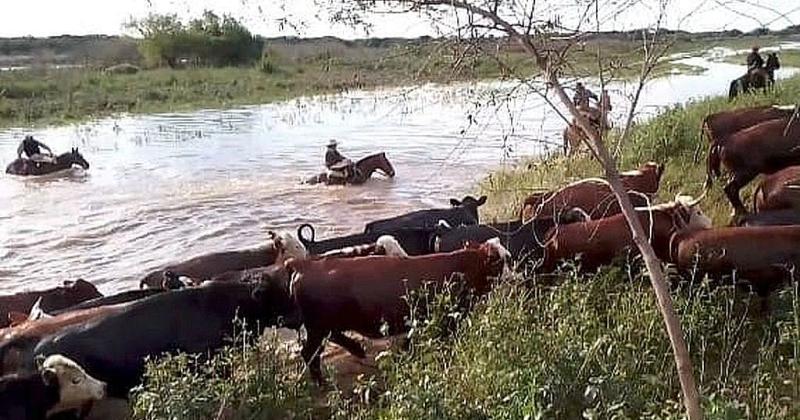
left=1, top=22, right=798, bottom=69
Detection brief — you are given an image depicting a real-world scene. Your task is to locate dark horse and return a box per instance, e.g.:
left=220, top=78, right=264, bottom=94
left=305, top=152, right=395, bottom=185
left=5, top=148, right=90, bottom=176
left=729, top=53, right=781, bottom=100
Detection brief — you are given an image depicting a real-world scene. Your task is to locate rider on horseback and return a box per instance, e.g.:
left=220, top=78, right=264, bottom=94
left=325, top=139, right=355, bottom=179
left=573, top=82, right=598, bottom=109
left=746, top=46, right=764, bottom=74
left=17, top=135, right=55, bottom=163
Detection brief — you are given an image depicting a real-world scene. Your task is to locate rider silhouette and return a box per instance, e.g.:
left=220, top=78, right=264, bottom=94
left=325, top=140, right=353, bottom=179
left=573, top=82, right=598, bottom=109
left=17, top=135, right=54, bottom=163
left=746, top=46, right=764, bottom=73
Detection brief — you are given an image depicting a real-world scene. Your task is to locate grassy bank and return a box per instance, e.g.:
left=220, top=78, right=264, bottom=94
left=4, top=34, right=786, bottom=130
left=130, top=76, right=800, bottom=419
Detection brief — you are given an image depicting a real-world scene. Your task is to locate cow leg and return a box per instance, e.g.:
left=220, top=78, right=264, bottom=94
left=723, top=172, right=756, bottom=218
left=329, top=331, right=366, bottom=359
left=301, top=328, right=327, bottom=384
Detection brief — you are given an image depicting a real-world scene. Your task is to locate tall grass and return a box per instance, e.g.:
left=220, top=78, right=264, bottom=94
left=130, top=76, right=800, bottom=419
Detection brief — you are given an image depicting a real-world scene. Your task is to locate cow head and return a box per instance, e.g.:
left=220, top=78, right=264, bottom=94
left=376, top=235, right=409, bottom=257
left=268, top=231, right=308, bottom=263
left=467, top=237, right=511, bottom=276
left=450, top=195, right=487, bottom=223
left=61, top=279, right=102, bottom=302
left=39, top=354, right=106, bottom=415
left=161, top=271, right=191, bottom=290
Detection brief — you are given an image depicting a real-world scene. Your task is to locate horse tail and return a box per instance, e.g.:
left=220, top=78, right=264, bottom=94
left=728, top=79, right=738, bottom=101
left=705, top=143, right=721, bottom=189
left=297, top=224, right=315, bottom=244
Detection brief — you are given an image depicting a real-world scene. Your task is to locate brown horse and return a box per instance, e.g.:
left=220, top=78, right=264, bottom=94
left=6, top=148, right=90, bottom=176
left=728, top=53, right=781, bottom=100
left=562, top=103, right=611, bottom=155
left=306, top=152, right=395, bottom=185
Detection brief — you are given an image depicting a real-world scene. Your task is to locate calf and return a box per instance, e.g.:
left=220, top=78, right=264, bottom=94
left=434, top=209, right=589, bottom=264
left=0, top=354, right=106, bottom=420
left=298, top=223, right=434, bottom=256
left=33, top=280, right=293, bottom=397
left=675, top=226, right=800, bottom=296
left=0, top=280, right=102, bottom=329
left=364, top=195, right=487, bottom=233
left=521, top=162, right=663, bottom=221
left=539, top=196, right=712, bottom=273
left=753, top=165, right=800, bottom=212
left=284, top=239, right=509, bottom=382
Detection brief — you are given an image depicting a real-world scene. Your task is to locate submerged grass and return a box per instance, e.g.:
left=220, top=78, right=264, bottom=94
left=131, top=73, right=800, bottom=420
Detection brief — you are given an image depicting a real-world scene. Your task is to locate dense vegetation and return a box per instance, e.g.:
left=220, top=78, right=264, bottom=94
left=130, top=75, right=800, bottom=419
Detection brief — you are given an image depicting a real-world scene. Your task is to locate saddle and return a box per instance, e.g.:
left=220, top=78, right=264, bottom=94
left=328, top=160, right=356, bottom=178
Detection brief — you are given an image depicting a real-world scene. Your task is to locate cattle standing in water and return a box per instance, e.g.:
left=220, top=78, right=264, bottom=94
left=0, top=355, right=106, bottom=420
left=33, top=280, right=293, bottom=397
left=284, top=239, right=509, bottom=382
left=434, top=209, right=589, bottom=265
left=0, top=280, right=102, bottom=329
left=752, top=165, right=800, bottom=212
left=364, top=195, right=487, bottom=233
left=706, top=117, right=800, bottom=216
left=297, top=223, right=434, bottom=256
left=520, top=162, right=664, bottom=221
left=539, top=196, right=712, bottom=273
left=674, top=226, right=800, bottom=297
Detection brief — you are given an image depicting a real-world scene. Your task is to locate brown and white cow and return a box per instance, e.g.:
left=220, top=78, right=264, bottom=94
left=753, top=165, right=800, bottom=213
left=520, top=162, right=664, bottom=222
left=283, top=239, right=509, bottom=382
left=675, top=225, right=800, bottom=297
left=539, top=195, right=712, bottom=273
left=0, top=280, right=102, bottom=329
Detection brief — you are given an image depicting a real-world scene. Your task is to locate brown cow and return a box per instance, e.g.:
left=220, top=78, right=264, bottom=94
left=753, top=165, right=800, bottom=212
left=0, top=304, right=127, bottom=375
left=703, top=105, right=796, bottom=187
left=284, top=239, right=509, bottom=382
left=521, top=162, right=664, bottom=221
left=539, top=196, right=712, bottom=273
left=707, top=117, right=800, bottom=216
left=675, top=225, right=800, bottom=297
left=0, top=280, right=102, bottom=329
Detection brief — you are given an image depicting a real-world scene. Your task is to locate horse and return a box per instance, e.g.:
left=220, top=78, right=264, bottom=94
left=5, top=148, right=90, bottom=176
left=562, top=105, right=610, bottom=155
left=305, top=152, right=395, bottom=185
left=729, top=53, right=781, bottom=100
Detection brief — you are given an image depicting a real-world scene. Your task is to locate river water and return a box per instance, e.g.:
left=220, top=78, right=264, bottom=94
left=0, top=47, right=797, bottom=294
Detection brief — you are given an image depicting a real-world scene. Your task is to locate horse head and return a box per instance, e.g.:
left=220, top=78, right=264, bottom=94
left=70, top=148, right=90, bottom=170
left=766, top=53, right=780, bottom=71
left=378, top=152, right=396, bottom=177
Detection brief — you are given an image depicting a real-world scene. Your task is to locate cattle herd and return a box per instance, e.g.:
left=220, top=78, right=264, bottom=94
left=2, top=104, right=800, bottom=419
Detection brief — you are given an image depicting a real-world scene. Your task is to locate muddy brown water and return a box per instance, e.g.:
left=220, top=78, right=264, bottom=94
left=1, top=47, right=797, bottom=294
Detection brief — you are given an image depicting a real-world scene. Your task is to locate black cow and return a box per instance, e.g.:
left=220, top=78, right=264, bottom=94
left=0, top=355, right=106, bottom=420
left=738, top=209, right=800, bottom=227
left=139, top=246, right=276, bottom=289
left=434, top=209, right=589, bottom=265
left=297, top=223, right=434, bottom=256
left=364, top=195, right=487, bottom=234
left=48, top=290, right=165, bottom=317
left=33, top=279, right=294, bottom=398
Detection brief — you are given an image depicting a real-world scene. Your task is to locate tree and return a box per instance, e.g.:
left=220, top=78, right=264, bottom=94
left=288, top=0, right=704, bottom=417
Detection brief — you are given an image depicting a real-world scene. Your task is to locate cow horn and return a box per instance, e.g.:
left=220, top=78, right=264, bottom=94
left=678, top=189, right=707, bottom=207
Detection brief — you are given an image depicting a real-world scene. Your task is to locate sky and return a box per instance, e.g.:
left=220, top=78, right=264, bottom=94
left=1, top=0, right=799, bottom=39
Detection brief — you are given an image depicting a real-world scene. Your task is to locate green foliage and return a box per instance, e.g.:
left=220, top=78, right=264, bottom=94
left=127, top=11, right=263, bottom=68
left=131, top=329, right=316, bottom=420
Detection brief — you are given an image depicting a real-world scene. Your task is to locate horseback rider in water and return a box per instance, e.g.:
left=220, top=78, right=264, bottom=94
left=746, top=45, right=764, bottom=74
left=325, top=139, right=354, bottom=180
left=17, top=135, right=55, bottom=164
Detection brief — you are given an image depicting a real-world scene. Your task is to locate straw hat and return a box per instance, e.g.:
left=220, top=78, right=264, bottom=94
left=327, top=139, right=338, bottom=147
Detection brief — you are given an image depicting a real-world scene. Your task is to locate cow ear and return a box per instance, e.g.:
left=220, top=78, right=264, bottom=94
left=34, top=355, right=46, bottom=370
left=450, top=199, right=461, bottom=207
left=477, top=195, right=487, bottom=206
left=41, top=368, right=58, bottom=387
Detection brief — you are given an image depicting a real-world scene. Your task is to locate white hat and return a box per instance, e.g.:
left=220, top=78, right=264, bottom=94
left=327, top=139, right=338, bottom=147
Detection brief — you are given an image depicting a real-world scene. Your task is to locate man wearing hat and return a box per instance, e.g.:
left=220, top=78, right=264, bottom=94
left=17, top=135, right=55, bottom=163
left=325, top=139, right=353, bottom=180
left=746, top=45, right=764, bottom=73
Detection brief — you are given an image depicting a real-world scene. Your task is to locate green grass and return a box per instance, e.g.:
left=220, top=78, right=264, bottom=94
left=130, top=75, right=800, bottom=419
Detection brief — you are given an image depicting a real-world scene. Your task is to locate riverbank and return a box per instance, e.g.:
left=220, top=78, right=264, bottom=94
left=130, top=75, right=800, bottom=419
left=1, top=34, right=787, bottom=130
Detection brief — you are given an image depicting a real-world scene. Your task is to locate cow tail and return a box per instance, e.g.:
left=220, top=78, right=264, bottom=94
left=705, top=143, right=721, bottom=189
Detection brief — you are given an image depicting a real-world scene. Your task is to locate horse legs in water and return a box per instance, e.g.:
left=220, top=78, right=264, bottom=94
left=723, top=172, right=757, bottom=219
